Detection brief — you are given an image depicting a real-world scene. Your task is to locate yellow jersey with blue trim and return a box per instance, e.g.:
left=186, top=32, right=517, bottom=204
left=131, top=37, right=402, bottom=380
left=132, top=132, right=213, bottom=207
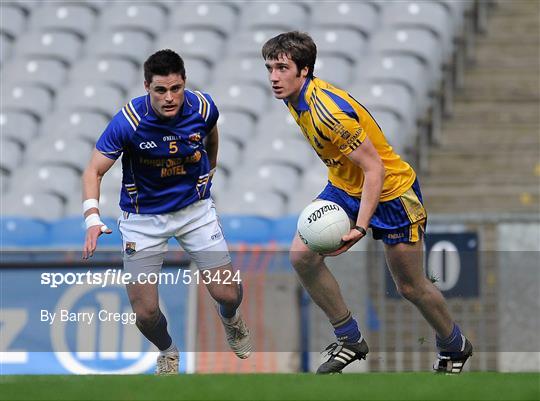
left=285, top=77, right=416, bottom=201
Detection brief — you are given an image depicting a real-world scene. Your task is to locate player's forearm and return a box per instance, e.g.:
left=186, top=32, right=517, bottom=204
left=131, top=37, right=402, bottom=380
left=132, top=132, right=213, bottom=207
left=82, top=167, right=103, bottom=218
left=356, top=167, right=385, bottom=229
left=205, top=133, right=218, bottom=170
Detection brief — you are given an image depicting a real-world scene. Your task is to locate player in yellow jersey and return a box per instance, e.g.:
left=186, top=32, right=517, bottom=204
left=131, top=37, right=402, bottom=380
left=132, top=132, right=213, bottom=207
left=262, top=32, right=472, bottom=374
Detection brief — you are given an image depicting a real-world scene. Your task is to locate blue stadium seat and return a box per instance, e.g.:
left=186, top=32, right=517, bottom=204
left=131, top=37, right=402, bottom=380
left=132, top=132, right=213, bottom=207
left=1, top=217, right=50, bottom=247
left=219, top=215, right=273, bottom=244
left=271, top=215, right=299, bottom=244
left=49, top=216, right=122, bottom=249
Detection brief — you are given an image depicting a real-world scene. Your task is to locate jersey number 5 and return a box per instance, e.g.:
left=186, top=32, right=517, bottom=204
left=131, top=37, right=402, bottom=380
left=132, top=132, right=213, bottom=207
left=169, top=141, right=178, bottom=154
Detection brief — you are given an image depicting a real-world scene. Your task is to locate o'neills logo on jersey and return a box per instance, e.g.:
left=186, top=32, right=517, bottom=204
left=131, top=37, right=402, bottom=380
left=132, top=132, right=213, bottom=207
left=139, top=141, right=157, bottom=149
left=307, top=204, right=340, bottom=224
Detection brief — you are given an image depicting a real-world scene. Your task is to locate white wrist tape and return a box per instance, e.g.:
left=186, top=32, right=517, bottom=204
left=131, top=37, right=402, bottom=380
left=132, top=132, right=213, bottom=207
left=209, top=167, right=216, bottom=177
left=83, top=199, right=99, bottom=214
left=85, top=213, right=109, bottom=232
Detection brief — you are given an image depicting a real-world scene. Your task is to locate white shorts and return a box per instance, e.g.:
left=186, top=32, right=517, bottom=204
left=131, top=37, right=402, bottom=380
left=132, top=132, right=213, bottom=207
left=117, top=198, right=231, bottom=275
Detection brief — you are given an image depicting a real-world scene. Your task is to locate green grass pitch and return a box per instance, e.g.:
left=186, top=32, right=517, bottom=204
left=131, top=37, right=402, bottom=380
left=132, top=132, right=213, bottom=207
left=1, top=373, right=538, bottom=400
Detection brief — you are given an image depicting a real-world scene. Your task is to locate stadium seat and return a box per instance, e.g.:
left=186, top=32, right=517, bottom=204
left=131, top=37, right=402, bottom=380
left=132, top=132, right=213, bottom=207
left=49, top=216, right=122, bottom=248
left=208, top=173, right=227, bottom=201
left=217, top=189, right=286, bottom=218
left=208, top=82, right=269, bottom=120
left=183, top=58, right=212, bottom=91
left=355, top=54, right=431, bottom=117
left=86, top=30, right=153, bottom=66
left=221, top=56, right=269, bottom=90
left=256, top=109, right=299, bottom=141
left=0, top=110, right=39, bottom=145
left=216, top=110, right=256, bottom=146
left=0, top=138, right=23, bottom=174
left=243, top=137, right=315, bottom=172
left=2, top=191, right=65, bottom=221
left=2, top=0, right=36, bottom=15
left=15, top=31, right=83, bottom=65
left=0, top=5, right=27, bottom=39
left=100, top=4, right=166, bottom=39
left=55, top=83, right=124, bottom=118
left=155, top=30, right=225, bottom=66
left=369, top=110, right=408, bottom=156
left=313, top=56, right=353, bottom=88
left=3, top=58, right=67, bottom=92
left=0, top=34, right=12, bottom=65
left=311, top=2, right=379, bottom=38
left=348, top=83, right=417, bottom=138
left=287, top=190, right=320, bottom=215
left=229, top=162, right=301, bottom=199
left=436, top=0, right=470, bottom=34
left=218, top=215, right=273, bottom=244
left=10, top=164, right=81, bottom=202
left=25, top=136, right=93, bottom=173
left=64, top=0, right=109, bottom=13
left=0, top=170, right=8, bottom=193
left=29, top=4, right=97, bottom=39
left=171, top=3, right=238, bottom=37
left=40, top=111, right=109, bottom=142
left=99, top=162, right=123, bottom=193
left=287, top=163, right=329, bottom=214
left=216, top=137, right=242, bottom=176
left=240, top=3, right=308, bottom=31
left=271, top=215, right=299, bottom=244
left=69, top=58, right=138, bottom=92
left=65, top=189, right=121, bottom=219
left=228, top=29, right=283, bottom=57
left=309, top=29, right=366, bottom=63
left=1, top=84, right=53, bottom=120
left=368, top=28, right=443, bottom=92
left=381, top=2, right=454, bottom=61
left=0, top=217, right=50, bottom=247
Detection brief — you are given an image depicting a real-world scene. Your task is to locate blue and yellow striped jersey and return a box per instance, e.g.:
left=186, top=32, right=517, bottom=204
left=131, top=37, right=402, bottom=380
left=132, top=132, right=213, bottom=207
left=96, top=90, right=218, bottom=214
left=285, top=77, right=416, bottom=201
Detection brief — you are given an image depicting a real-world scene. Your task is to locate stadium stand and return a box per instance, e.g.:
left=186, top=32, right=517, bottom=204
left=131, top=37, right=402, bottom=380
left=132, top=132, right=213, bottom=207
left=3, top=58, right=68, bottom=92
left=29, top=4, right=97, bottom=39
left=0, top=110, right=39, bottom=145
left=170, top=3, right=238, bottom=37
left=2, top=0, right=536, bottom=244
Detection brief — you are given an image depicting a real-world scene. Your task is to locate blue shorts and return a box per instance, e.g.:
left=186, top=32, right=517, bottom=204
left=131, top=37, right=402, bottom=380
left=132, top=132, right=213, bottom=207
left=317, top=180, right=427, bottom=245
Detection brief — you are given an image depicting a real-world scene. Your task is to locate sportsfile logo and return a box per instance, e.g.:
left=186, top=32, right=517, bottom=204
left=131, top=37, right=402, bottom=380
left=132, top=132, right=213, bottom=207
left=139, top=141, right=157, bottom=149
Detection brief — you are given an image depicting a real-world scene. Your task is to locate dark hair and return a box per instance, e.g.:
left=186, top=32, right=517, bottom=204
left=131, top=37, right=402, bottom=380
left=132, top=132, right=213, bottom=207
left=261, top=31, right=317, bottom=78
left=143, top=49, right=186, bottom=83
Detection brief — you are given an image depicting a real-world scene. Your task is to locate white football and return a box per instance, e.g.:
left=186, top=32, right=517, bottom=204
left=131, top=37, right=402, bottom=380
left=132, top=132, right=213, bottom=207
left=297, top=200, right=351, bottom=253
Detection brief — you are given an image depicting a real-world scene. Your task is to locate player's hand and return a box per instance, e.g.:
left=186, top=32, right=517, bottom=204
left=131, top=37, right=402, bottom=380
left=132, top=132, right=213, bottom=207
left=82, top=224, right=112, bottom=260
left=322, top=227, right=366, bottom=257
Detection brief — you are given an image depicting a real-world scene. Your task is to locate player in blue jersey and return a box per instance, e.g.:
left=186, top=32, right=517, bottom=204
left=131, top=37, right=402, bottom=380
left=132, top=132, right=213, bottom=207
left=262, top=32, right=472, bottom=374
left=81, top=49, right=252, bottom=374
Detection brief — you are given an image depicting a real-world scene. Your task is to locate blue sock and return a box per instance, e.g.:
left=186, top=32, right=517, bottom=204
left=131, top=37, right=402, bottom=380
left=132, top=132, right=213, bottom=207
left=436, top=323, right=464, bottom=352
left=219, top=283, right=243, bottom=319
left=333, top=312, right=362, bottom=343
left=136, top=311, right=172, bottom=351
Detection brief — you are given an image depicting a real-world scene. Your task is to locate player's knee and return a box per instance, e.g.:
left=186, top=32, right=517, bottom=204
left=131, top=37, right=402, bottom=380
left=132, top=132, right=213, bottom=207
left=212, top=283, right=242, bottom=307
left=132, top=304, right=160, bottom=326
left=289, top=249, right=322, bottom=275
left=396, top=282, right=420, bottom=302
